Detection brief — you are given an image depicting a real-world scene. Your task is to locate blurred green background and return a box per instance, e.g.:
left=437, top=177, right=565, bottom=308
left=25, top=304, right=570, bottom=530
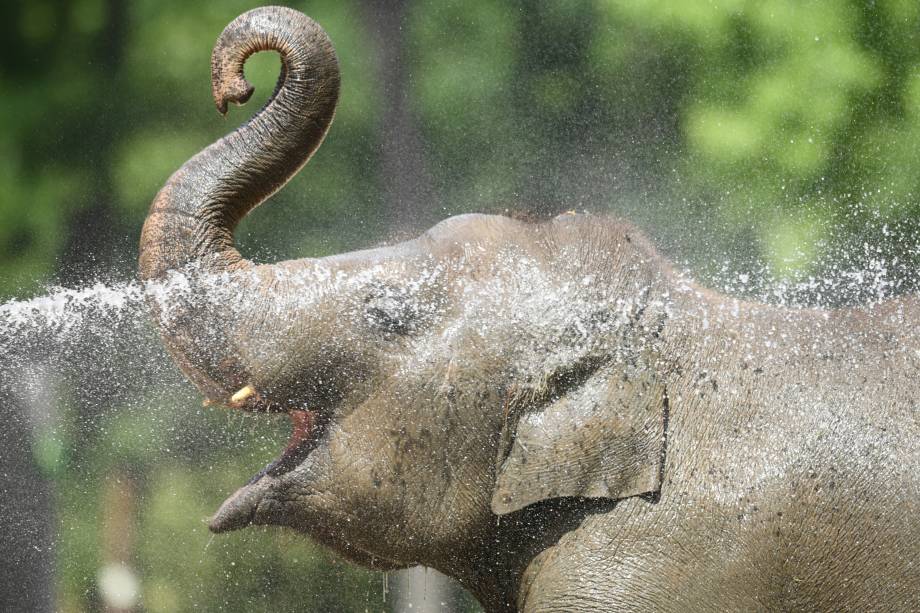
left=1, top=0, right=919, bottom=611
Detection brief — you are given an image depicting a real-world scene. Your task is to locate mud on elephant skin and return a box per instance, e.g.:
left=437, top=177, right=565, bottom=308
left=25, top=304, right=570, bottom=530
left=139, top=7, right=920, bottom=612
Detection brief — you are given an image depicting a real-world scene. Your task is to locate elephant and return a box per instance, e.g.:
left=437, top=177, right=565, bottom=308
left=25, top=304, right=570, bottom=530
left=138, top=7, right=920, bottom=612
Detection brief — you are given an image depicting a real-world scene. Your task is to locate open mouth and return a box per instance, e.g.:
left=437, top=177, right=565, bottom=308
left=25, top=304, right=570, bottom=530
left=239, top=407, right=330, bottom=486
left=207, top=406, right=327, bottom=534
left=221, top=387, right=330, bottom=481
left=208, top=388, right=331, bottom=533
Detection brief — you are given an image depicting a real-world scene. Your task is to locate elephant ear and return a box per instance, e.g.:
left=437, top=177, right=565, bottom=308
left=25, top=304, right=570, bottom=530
left=491, top=356, right=668, bottom=515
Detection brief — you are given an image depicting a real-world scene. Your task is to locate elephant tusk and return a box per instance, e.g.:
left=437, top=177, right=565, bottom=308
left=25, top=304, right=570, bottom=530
left=230, top=385, right=256, bottom=405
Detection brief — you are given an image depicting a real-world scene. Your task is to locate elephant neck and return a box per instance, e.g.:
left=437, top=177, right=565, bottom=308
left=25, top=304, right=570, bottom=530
left=425, top=498, right=618, bottom=613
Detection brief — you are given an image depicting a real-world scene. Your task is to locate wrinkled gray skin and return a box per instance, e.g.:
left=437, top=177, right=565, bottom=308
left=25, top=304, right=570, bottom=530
left=139, top=7, right=920, bottom=612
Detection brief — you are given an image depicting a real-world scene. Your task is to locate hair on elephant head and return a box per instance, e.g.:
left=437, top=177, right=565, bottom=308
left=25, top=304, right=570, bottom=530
left=139, top=7, right=920, bottom=612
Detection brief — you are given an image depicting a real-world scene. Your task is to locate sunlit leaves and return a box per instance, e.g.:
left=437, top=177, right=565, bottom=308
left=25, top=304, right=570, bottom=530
left=686, top=108, right=764, bottom=163
left=0, top=148, right=76, bottom=294
left=604, top=0, right=745, bottom=42
left=593, top=0, right=910, bottom=278
left=411, top=0, right=517, bottom=142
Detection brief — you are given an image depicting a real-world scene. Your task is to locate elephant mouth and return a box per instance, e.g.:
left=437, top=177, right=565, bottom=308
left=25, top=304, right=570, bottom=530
left=218, top=385, right=333, bottom=481
left=208, top=406, right=329, bottom=534
left=248, top=407, right=328, bottom=481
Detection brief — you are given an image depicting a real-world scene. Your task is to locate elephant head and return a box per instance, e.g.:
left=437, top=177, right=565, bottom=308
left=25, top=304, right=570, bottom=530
left=140, top=7, right=675, bottom=609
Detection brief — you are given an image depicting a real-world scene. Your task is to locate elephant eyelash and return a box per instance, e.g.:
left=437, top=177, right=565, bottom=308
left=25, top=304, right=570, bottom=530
left=361, top=280, right=447, bottom=336
left=362, top=287, right=420, bottom=335
left=364, top=304, right=416, bottom=335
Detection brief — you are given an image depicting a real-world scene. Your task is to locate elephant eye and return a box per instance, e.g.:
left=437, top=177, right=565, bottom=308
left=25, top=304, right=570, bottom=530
left=362, top=283, right=420, bottom=336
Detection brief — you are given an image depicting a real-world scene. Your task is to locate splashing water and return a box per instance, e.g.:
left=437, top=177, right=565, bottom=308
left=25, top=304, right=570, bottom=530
left=0, top=273, right=204, bottom=401
left=2, top=231, right=917, bottom=397
left=1, top=281, right=145, bottom=361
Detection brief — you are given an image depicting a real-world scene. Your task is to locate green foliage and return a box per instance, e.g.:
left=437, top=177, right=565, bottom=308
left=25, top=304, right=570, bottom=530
left=594, top=0, right=920, bottom=277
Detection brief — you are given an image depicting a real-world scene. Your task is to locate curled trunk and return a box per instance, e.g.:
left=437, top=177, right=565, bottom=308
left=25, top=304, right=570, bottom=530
left=138, top=7, right=340, bottom=401
left=139, top=6, right=339, bottom=280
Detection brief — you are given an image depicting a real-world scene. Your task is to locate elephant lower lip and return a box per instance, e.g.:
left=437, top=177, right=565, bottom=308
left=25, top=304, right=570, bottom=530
left=209, top=473, right=275, bottom=533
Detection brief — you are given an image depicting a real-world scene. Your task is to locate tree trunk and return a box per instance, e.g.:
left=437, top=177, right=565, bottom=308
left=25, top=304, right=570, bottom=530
left=361, top=0, right=439, bottom=236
